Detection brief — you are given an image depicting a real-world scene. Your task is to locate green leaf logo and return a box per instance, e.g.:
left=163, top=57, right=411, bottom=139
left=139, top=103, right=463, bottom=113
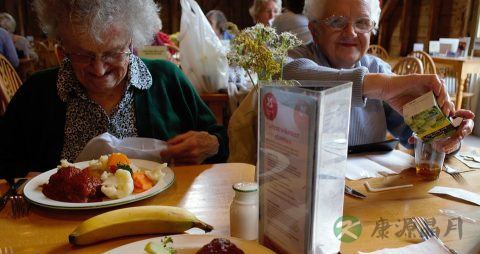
left=333, top=215, right=362, bottom=243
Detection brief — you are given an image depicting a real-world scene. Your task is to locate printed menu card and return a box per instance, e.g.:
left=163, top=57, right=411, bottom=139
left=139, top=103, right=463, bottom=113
left=258, top=81, right=352, bottom=254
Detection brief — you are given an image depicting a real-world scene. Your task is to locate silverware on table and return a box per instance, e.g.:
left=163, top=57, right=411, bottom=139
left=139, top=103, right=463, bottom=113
left=0, top=178, right=27, bottom=212
left=443, top=165, right=466, bottom=184
left=412, top=216, right=459, bottom=254
left=345, top=185, right=366, bottom=199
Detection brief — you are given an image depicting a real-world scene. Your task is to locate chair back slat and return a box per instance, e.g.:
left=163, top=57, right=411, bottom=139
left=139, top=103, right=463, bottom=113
left=408, top=51, right=437, bottom=74
left=367, top=45, right=390, bottom=61
left=0, top=54, right=22, bottom=115
left=392, top=57, right=424, bottom=75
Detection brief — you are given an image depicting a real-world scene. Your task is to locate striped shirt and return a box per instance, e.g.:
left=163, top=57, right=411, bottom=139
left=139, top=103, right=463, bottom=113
left=284, top=43, right=412, bottom=147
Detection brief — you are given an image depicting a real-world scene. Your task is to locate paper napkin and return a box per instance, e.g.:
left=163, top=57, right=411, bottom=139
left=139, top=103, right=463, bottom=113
left=346, top=150, right=414, bottom=180
left=454, top=151, right=480, bottom=169
left=75, top=132, right=167, bottom=162
left=429, top=186, right=480, bottom=206
left=358, top=238, right=450, bottom=254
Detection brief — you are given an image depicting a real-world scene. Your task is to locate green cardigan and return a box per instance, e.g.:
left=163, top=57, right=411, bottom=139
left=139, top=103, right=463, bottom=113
left=0, top=60, right=228, bottom=179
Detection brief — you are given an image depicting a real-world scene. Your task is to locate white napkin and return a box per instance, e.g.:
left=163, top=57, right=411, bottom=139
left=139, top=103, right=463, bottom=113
left=75, top=132, right=167, bottom=162
left=454, top=151, right=480, bottom=169
left=429, top=186, right=480, bottom=206
left=358, top=238, right=450, bottom=254
left=346, top=150, right=414, bottom=180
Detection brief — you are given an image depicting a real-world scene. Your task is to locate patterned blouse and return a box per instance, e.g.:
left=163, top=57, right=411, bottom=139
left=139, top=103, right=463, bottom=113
left=57, top=55, right=153, bottom=161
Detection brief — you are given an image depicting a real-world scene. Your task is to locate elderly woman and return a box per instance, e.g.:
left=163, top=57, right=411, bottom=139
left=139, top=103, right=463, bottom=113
left=284, top=0, right=474, bottom=152
left=249, top=0, right=282, bottom=26
left=0, top=13, right=37, bottom=60
left=207, top=10, right=234, bottom=40
left=0, top=0, right=228, bottom=180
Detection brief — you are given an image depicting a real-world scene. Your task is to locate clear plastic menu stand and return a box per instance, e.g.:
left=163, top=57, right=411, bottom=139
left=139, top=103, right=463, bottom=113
left=257, top=81, right=352, bottom=254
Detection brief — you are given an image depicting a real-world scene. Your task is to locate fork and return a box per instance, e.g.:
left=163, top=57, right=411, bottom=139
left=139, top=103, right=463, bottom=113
left=412, top=217, right=459, bottom=254
left=10, top=194, right=29, bottom=218
left=443, top=165, right=466, bottom=184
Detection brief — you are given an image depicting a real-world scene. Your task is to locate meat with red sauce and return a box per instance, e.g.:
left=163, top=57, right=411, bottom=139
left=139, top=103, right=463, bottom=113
left=195, top=238, right=245, bottom=254
left=42, top=166, right=103, bottom=202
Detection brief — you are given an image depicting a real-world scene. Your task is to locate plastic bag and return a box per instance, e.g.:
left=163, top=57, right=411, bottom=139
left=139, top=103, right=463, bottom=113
left=179, top=0, right=228, bottom=93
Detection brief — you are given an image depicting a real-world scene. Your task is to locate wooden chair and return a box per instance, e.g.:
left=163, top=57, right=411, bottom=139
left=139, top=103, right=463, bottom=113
left=367, top=45, right=390, bottom=61
left=408, top=51, right=437, bottom=74
left=33, top=40, right=60, bottom=71
left=392, top=57, right=424, bottom=75
left=452, top=73, right=475, bottom=108
left=200, top=93, right=229, bottom=126
left=0, top=54, right=22, bottom=115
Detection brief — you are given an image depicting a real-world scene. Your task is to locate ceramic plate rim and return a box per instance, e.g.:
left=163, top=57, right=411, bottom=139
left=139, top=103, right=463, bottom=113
left=24, top=159, right=175, bottom=210
left=103, top=234, right=276, bottom=254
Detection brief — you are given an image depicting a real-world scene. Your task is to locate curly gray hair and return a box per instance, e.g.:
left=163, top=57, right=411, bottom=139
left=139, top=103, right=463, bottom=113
left=33, top=0, right=162, bottom=47
left=304, top=0, right=381, bottom=32
left=249, top=0, right=282, bottom=19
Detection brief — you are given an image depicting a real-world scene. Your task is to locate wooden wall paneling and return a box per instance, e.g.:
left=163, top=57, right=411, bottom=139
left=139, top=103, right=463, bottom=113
left=157, top=0, right=255, bottom=34
left=438, top=0, right=454, bottom=38
left=378, top=0, right=400, bottom=54
left=462, top=0, right=473, bottom=36
left=468, top=0, right=480, bottom=55
left=399, top=0, right=420, bottom=55
left=428, top=0, right=442, bottom=47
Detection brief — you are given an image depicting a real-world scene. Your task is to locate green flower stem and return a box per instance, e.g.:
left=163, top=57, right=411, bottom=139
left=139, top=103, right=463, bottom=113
left=246, top=69, right=258, bottom=91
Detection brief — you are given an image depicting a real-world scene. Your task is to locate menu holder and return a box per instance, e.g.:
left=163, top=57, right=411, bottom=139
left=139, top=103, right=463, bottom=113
left=257, top=81, right=353, bottom=254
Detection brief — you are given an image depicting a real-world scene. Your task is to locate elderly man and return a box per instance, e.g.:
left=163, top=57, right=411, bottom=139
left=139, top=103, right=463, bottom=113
left=284, top=0, right=474, bottom=152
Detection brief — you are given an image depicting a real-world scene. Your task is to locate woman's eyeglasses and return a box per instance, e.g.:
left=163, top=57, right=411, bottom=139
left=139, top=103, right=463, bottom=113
left=62, top=41, right=133, bottom=64
left=320, top=16, right=376, bottom=33
left=66, top=50, right=132, bottom=64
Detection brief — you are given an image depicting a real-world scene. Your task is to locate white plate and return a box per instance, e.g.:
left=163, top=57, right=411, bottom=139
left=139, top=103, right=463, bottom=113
left=24, top=159, right=175, bottom=210
left=104, top=234, right=276, bottom=254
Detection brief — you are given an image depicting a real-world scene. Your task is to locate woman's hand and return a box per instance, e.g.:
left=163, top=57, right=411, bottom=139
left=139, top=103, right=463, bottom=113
left=363, top=74, right=454, bottom=116
left=160, top=131, right=219, bottom=165
left=408, top=109, right=475, bottom=154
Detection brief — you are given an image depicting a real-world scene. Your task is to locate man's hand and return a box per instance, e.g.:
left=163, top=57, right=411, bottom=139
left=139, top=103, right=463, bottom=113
left=160, top=131, right=219, bottom=165
left=364, top=74, right=454, bottom=116
left=408, top=109, right=475, bottom=154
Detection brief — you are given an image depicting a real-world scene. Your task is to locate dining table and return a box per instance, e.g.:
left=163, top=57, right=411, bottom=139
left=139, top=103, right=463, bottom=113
left=1, top=147, right=479, bottom=254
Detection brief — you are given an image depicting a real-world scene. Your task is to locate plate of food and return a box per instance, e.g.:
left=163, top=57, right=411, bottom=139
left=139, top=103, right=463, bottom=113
left=24, top=153, right=175, bottom=210
left=104, top=234, right=276, bottom=254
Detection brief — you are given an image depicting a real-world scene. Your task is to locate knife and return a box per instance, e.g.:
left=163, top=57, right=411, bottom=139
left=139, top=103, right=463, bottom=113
left=345, top=185, right=366, bottom=199
left=0, top=178, right=27, bottom=212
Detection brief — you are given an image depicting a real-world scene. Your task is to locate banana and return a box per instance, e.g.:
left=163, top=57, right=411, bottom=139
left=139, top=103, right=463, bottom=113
left=69, top=205, right=213, bottom=245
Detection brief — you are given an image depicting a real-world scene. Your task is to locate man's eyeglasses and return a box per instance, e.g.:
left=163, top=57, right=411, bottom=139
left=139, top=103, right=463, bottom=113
left=320, top=16, right=376, bottom=34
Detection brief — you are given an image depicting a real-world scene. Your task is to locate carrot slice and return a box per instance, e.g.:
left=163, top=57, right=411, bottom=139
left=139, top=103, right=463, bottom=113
left=133, top=171, right=154, bottom=193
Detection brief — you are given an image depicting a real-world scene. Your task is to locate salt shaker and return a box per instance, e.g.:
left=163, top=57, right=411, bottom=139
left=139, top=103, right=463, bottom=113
left=230, top=182, right=259, bottom=240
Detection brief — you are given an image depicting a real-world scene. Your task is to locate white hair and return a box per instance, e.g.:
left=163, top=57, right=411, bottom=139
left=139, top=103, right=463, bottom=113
left=249, top=0, right=283, bottom=19
left=304, top=0, right=381, bottom=31
left=0, top=13, right=16, bottom=34
left=33, top=0, right=162, bottom=48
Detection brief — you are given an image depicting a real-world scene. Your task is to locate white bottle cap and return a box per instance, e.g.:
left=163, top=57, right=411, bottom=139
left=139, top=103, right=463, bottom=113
left=232, top=182, right=258, bottom=192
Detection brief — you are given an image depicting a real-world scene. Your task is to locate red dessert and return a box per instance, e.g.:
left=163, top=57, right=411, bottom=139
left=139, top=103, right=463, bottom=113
left=196, top=238, right=245, bottom=254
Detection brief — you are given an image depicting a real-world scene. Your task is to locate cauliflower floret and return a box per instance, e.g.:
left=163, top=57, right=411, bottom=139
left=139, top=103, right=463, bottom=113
left=101, top=169, right=134, bottom=199
left=58, top=159, right=76, bottom=168
left=145, top=163, right=167, bottom=182
left=88, top=155, right=109, bottom=171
